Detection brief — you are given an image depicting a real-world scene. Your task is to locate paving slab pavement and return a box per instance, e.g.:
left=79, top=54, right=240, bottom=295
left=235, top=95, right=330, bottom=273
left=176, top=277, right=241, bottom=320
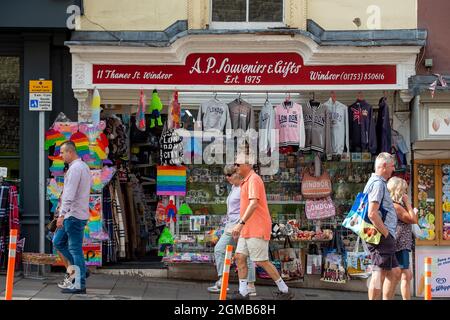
left=0, top=273, right=429, bottom=300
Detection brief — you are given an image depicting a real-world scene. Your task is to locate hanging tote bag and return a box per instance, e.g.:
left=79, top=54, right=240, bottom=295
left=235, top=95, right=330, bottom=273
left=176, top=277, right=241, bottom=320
left=306, top=244, right=322, bottom=275
left=342, top=178, right=388, bottom=245
left=346, top=237, right=372, bottom=278
left=305, top=196, right=336, bottom=220
left=275, top=237, right=303, bottom=280
left=301, top=167, right=332, bottom=199
left=320, top=227, right=348, bottom=284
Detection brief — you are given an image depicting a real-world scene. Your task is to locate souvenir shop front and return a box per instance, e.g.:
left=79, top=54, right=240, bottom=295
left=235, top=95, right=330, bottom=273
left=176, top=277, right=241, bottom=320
left=411, top=88, right=450, bottom=298
left=61, top=33, right=423, bottom=291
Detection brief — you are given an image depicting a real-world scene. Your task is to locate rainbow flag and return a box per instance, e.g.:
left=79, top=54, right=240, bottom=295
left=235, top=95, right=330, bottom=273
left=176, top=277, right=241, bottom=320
left=70, top=131, right=90, bottom=158
left=45, top=129, right=66, bottom=151
left=157, top=166, right=186, bottom=196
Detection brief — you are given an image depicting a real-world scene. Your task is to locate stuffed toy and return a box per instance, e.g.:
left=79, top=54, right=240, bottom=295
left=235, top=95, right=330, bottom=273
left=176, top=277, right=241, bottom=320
left=178, top=202, right=193, bottom=215
left=165, top=199, right=178, bottom=223
left=158, top=227, right=174, bottom=257
left=170, top=91, right=181, bottom=129
left=148, top=89, right=163, bottom=128
left=155, top=201, right=166, bottom=224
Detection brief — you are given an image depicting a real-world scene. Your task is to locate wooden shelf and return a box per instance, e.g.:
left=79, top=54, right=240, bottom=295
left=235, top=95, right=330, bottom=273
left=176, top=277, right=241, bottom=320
left=131, top=164, right=155, bottom=168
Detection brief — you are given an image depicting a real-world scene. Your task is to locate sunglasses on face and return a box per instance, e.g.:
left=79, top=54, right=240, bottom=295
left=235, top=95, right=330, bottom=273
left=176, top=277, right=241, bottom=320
left=234, top=163, right=241, bottom=167
left=226, top=173, right=233, bottom=177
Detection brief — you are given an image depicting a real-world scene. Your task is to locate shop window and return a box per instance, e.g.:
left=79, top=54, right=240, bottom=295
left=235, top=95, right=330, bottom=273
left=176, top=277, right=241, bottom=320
left=210, top=0, right=284, bottom=29
left=414, top=160, right=450, bottom=246
left=0, top=56, right=20, bottom=179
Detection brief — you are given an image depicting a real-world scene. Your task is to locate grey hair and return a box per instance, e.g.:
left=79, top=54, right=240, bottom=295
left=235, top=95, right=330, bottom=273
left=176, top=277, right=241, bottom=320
left=375, top=152, right=394, bottom=170
left=223, top=165, right=236, bottom=175
left=61, top=140, right=77, bottom=153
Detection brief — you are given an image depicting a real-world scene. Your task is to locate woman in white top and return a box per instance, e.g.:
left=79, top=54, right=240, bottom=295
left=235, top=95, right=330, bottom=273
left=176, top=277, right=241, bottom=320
left=207, top=165, right=257, bottom=295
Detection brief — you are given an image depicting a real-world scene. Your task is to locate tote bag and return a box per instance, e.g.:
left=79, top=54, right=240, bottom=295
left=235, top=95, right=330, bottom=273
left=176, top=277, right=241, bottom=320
left=342, top=178, right=388, bottom=245
left=346, top=237, right=372, bottom=278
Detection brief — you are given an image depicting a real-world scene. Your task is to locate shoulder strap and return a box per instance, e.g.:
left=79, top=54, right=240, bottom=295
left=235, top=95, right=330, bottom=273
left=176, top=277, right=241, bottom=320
left=365, top=177, right=388, bottom=222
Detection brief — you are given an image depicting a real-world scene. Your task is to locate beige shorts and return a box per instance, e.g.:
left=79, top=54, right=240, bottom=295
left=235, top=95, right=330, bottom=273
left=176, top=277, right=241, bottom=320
left=235, top=237, right=269, bottom=262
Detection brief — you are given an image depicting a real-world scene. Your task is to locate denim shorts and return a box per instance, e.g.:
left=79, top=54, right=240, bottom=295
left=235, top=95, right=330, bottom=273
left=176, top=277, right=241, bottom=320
left=395, top=249, right=410, bottom=270
left=367, top=234, right=399, bottom=271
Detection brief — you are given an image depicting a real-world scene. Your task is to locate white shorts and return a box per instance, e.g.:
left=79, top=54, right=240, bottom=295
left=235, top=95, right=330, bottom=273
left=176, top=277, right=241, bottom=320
left=235, top=237, right=269, bottom=262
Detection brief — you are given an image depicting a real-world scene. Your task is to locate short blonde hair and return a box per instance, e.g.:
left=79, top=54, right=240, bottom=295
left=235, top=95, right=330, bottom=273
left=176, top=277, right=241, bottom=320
left=387, top=176, right=408, bottom=203
left=223, top=165, right=236, bottom=175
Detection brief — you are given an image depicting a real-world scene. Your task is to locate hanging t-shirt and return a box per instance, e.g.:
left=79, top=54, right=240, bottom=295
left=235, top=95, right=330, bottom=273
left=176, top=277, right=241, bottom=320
left=274, top=101, right=305, bottom=149
left=303, top=101, right=332, bottom=154
left=348, top=99, right=377, bottom=154
left=259, top=101, right=275, bottom=155
left=159, top=128, right=184, bottom=166
left=324, top=98, right=349, bottom=155
left=376, top=97, right=392, bottom=154
left=227, top=98, right=255, bottom=131
left=198, top=99, right=231, bottom=133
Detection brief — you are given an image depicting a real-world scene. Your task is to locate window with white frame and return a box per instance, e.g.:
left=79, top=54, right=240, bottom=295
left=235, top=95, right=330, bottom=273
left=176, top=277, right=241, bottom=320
left=210, top=0, right=284, bottom=29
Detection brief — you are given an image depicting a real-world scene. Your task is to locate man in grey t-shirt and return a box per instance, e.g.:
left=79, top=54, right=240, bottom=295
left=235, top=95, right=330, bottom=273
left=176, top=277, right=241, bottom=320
left=365, top=152, right=401, bottom=300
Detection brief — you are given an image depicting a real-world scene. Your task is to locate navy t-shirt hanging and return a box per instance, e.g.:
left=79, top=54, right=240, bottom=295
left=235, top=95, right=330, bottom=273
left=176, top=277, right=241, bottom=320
left=348, top=99, right=377, bottom=154
left=376, top=97, right=392, bottom=154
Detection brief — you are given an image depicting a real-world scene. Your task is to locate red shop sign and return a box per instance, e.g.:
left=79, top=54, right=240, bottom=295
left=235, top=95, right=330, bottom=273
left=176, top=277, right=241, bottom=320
left=93, top=53, right=396, bottom=86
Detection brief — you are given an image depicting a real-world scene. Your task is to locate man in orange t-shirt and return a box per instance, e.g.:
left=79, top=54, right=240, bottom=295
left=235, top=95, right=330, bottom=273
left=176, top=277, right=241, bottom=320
left=230, top=153, right=294, bottom=300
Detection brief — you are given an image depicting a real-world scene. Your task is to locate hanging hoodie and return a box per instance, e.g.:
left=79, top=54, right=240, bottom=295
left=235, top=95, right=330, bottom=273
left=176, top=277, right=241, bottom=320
left=227, top=98, right=255, bottom=131
left=324, top=98, right=349, bottom=155
left=198, top=99, right=232, bottom=133
left=274, top=101, right=305, bottom=149
left=259, top=101, right=275, bottom=154
left=348, top=99, right=377, bottom=154
left=376, top=97, right=392, bottom=154
left=302, top=101, right=332, bottom=154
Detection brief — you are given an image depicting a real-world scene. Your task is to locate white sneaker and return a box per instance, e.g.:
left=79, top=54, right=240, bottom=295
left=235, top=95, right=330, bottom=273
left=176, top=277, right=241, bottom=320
left=207, top=280, right=229, bottom=294
left=248, top=286, right=257, bottom=297
left=57, top=273, right=74, bottom=289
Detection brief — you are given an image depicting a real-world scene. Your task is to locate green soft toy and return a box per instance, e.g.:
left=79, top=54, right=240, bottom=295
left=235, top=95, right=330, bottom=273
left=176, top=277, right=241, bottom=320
left=178, top=202, right=193, bottom=215
left=148, top=89, right=163, bottom=128
left=158, top=227, right=174, bottom=257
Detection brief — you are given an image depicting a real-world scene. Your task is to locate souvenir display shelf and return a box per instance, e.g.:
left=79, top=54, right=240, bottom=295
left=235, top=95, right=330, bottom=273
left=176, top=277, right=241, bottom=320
left=414, top=159, right=450, bottom=246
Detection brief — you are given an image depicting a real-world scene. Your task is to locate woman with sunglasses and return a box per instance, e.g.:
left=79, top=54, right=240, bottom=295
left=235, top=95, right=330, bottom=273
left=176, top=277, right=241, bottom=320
left=207, top=165, right=257, bottom=295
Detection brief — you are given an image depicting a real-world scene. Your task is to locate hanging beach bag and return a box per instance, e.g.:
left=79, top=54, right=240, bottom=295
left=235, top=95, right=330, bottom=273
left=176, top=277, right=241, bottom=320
left=305, top=196, right=336, bottom=220
left=320, top=227, right=347, bottom=284
left=274, top=237, right=303, bottom=280
left=301, top=167, right=332, bottom=199
left=346, top=236, right=372, bottom=278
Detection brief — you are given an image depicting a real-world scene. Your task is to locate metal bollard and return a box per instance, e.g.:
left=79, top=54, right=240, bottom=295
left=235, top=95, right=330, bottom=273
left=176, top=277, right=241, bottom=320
left=219, top=245, right=233, bottom=300
left=5, top=229, right=18, bottom=300
left=424, top=257, right=432, bottom=300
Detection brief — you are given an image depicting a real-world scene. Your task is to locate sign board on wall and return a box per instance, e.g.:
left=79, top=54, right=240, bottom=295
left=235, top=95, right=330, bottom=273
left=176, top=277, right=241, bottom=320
left=415, top=247, right=450, bottom=297
left=93, top=53, right=396, bottom=86
left=29, top=80, right=52, bottom=111
left=428, top=108, right=450, bottom=136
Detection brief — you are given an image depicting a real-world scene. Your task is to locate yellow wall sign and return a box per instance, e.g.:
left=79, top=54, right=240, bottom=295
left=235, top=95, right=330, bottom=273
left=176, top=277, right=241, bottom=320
left=29, top=80, right=52, bottom=93
left=29, top=80, right=53, bottom=111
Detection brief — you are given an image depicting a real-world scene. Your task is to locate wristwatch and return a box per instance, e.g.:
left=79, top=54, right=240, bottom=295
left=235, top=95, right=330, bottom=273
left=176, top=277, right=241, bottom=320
left=238, top=219, right=246, bottom=225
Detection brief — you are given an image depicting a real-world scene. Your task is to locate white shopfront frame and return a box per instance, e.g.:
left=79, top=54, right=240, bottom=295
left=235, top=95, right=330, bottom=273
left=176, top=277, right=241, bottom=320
left=68, top=33, right=421, bottom=120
